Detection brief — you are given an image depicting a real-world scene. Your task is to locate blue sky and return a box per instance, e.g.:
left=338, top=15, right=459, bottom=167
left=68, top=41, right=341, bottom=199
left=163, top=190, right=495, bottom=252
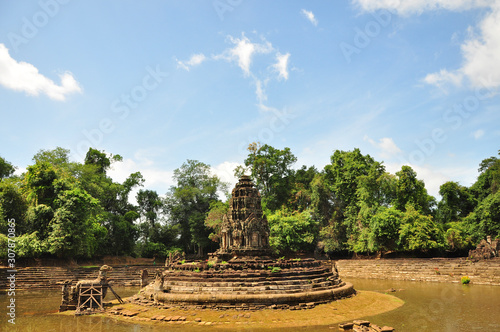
left=1, top=0, right=499, bottom=199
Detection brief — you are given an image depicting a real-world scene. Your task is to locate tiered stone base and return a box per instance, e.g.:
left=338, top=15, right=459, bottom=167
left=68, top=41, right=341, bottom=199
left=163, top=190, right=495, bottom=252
left=140, top=258, right=355, bottom=309
left=210, top=248, right=274, bottom=261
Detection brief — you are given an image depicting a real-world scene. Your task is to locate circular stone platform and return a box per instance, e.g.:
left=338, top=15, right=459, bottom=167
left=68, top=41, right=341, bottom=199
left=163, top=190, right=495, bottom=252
left=139, top=258, right=355, bottom=310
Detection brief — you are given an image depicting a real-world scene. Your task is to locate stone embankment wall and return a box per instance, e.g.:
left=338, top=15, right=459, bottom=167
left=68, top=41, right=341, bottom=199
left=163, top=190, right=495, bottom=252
left=0, top=264, right=156, bottom=291
left=336, top=257, right=500, bottom=286
left=3, top=257, right=500, bottom=291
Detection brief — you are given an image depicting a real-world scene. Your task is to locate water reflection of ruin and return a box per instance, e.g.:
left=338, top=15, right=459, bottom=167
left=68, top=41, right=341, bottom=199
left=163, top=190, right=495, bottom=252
left=136, top=176, right=355, bottom=309
left=216, top=175, right=272, bottom=259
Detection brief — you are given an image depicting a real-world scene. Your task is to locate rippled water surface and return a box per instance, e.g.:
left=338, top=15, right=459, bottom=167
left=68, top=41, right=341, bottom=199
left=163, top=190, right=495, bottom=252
left=1, top=280, right=499, bottom=331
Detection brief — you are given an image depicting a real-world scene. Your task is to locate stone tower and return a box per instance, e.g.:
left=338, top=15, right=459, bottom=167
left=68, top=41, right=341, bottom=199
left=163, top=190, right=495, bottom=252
left=215, top=175, right=272, bottom=259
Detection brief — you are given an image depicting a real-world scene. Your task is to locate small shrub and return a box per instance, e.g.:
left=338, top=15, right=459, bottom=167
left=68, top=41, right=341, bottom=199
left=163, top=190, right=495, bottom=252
left=221, top=261, right=228, bottom=265
left=207, top=261, right=215, bottom=268
left=292, top=258, right=301, bottom=262
left=461, top=276, right=471, bottom=285
left=270, top=267, right=281, bottom=273
left=180, top=259, right=186, bottom=264
left=194, top=268, right=200, bottom=273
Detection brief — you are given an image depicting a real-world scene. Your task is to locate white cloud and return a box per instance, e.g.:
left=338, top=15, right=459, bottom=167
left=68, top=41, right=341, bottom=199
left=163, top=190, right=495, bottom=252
left=472, top=128, right=485, bottom=139
left=176, top=53, right=207, bottom=71
left=301, top=9, right=318, bottom=26
left=211, top=161, right=242, bottom=195
left=219, top=34, right=273, bottom=76
left=0, top=43, right=82, bottom=101
left=461, top=6, right=500, bottom=88
left=176, top=34, right=292, bottom=114
left=423, top=69, right=463, bottom=88
left=353, top=1, right=500, bottom=90
left=272, top=52, right=290, bottom=81
left=353, top=0, right=494, bottom=15
left=108, top=157, right=175, bottom=199
left=255, top=79, right=267, bottom=104
left=365, top=136, right=402, bottom=159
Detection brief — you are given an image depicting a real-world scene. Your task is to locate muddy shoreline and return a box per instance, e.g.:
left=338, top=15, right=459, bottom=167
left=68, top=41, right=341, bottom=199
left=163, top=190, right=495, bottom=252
left=57, top=290, right=404, bottom=330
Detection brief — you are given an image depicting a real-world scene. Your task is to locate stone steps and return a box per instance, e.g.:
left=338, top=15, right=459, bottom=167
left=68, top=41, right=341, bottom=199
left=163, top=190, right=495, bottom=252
left=166, top=273, right=335, bottom=288
left=336, top=258, right=500, bottom=285
left=0, top=265, right=156, bottom=291
left=143, top=262, right=345, bottom=304
left=160, top=268, right=337, bottom=292
left=167, top=281, right=338, bottom=295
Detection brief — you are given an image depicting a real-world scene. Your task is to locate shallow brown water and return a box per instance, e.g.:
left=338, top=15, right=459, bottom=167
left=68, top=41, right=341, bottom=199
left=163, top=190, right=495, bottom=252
left=344, top=278, right=500, bottom=332
left=1, top=280, right=499, bottom=331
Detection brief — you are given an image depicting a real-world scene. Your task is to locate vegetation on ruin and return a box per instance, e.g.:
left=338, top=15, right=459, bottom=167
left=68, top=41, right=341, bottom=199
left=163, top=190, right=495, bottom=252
left=0, top=144, right=499, bottom=259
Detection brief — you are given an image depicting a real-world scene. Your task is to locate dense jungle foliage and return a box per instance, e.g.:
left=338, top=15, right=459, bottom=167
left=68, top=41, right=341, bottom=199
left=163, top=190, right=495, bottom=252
left=0, top=145, right=499, bottom=259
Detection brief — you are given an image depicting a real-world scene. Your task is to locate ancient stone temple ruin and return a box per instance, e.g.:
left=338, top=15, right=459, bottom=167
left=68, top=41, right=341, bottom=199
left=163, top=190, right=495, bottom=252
left=134, top=175, right=355, bottom=310
left=215, top=175, right=272, bottom=259
left=469, top=236, right=500, bottom=261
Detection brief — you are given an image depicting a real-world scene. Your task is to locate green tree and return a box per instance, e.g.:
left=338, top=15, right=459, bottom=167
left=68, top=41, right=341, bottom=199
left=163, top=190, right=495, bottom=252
left=18, top=147, right=143, bottom=258
left=324, top=149, right=384, bottom=210
left=471, top=150, right=500, bottom=202
left=310, top=172, right=338, bottom=225
left=287, top=166, right=318, bottom=211
left=444, top=221, right=472, bottom=251
left=15, top=232, right=47, bottom=258
left=84, top=148, right=122, bottom=174
left=205, top=200, right=229, bottom=243
left=165, top=160, right=226, bottom=256
left=312, top=172, right=345, bottom=253
left=33, top=147, right=71, bottom=167
left=17, top=152, right=112, bottom=258
left=77, top=148, right=143, bottom=256
left=244, top=143, right=297, bottom=211
left=394, top=166, right=435, bottom=215
left=322, top=149, right=388, bottom=253
left=464, top=191, right=500, bottom=242
left=137, top=189, right=163, bottom=241
left=368, top=207, right=403, bottom=252
left=24, top=162, right=58, bottom=205
left=398, top=205, right=444, bottom=252
left=91, top=170, right=143, bottom=256
left=0, top=178, right=28, bottom=234
left=46, top=186, right=103, bottom=258
left=436, top=181, right=474, bottom=224
left=0, top=156, right=16, bottom=179
left=460, top=151, right=500, bottom=245
left=25, top=204, right=54, bottom=240
left=268, top=208, right=319, bottom=254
